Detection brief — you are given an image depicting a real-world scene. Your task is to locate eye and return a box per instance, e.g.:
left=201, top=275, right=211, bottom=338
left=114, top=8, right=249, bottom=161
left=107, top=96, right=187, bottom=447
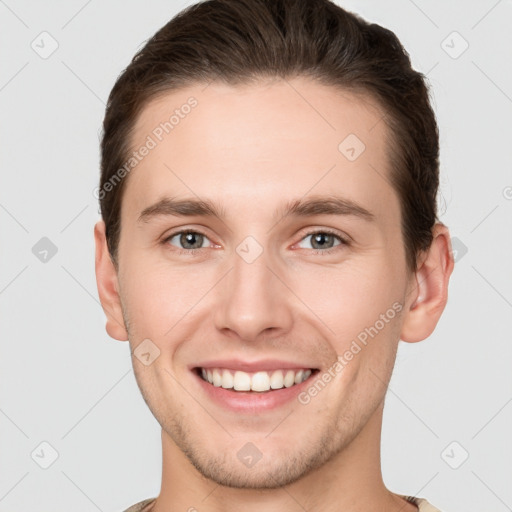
left=295, top=230, right=347, bottom=252
left=164, top=230, right=211, bottom=251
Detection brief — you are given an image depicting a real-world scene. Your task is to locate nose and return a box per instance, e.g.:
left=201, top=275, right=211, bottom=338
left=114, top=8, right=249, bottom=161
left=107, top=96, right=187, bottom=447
left=213, top=243, right=293, bottom=342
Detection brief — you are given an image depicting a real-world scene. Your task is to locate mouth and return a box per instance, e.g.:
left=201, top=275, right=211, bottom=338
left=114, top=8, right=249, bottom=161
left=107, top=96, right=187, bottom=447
left=190, top=359, right=321, bottom=412
left=194, top=366, right=317, bottom=392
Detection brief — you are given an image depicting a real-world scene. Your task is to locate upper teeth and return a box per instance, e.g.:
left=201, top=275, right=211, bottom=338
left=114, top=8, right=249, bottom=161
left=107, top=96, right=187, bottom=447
left=200, top=368, right=312, bottom=392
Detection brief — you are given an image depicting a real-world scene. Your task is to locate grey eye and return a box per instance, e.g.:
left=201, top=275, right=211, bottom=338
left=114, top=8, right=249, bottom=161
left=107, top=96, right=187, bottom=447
left=297, top=232, right=342, bottom=250
left=168, top=231, right=209, bottom=250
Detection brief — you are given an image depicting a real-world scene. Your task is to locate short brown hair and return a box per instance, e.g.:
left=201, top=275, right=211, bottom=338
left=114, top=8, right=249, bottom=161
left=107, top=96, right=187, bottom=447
left=100, top=0, right=440, bottom=273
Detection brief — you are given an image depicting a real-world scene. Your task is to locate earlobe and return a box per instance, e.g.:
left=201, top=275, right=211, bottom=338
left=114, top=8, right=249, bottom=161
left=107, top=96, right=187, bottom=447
left=400, top=223, right=455, bottom=343
left=94, top=221, right=129, bottom=341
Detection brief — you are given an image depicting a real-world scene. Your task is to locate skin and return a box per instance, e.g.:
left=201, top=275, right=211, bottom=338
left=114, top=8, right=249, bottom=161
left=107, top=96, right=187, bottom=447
left=95, top=77, right=454, bottom=512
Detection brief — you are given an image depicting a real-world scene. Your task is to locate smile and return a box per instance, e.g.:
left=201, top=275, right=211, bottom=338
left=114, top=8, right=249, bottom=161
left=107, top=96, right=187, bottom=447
left=197, top=367, right=314, bottom=392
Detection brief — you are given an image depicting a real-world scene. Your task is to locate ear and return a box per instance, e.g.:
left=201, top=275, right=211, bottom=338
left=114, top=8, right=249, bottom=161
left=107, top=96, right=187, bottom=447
left=400, top=222, right=455, bottom=343
left=94, top=221, right=128, bottom=341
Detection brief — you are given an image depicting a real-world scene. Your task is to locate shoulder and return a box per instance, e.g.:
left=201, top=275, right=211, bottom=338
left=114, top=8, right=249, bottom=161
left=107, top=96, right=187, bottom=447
left=122, top=496, right=443, bottom=512
left=402, top=495, right=443, bottom=512
left=122, top=498, right=156, bottom=512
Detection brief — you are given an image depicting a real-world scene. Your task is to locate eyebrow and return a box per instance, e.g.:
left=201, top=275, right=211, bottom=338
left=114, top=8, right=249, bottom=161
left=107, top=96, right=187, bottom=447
left=138, top=195, right=375, bottom=223
left=280, top=195, right=375, bottom=221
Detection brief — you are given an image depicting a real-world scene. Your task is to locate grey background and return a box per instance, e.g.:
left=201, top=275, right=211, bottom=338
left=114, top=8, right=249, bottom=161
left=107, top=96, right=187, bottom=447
left=1, top=0, right=511, bottom=510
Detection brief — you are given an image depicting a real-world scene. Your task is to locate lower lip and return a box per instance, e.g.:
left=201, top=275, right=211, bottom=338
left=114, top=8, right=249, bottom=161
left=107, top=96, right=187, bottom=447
left=193, top=369, right=317, bottom=412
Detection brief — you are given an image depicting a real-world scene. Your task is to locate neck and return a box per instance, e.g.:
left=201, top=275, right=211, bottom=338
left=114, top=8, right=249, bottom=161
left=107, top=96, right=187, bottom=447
left=152, top=403, right=416, bottom=512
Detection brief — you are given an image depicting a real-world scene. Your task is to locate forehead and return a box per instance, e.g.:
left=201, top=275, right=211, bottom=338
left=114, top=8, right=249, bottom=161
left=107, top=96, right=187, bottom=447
left=123, top=77, right=398, bottom=229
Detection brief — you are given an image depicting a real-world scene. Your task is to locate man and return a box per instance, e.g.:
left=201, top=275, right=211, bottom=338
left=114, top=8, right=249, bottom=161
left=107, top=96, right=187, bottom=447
left=94, top=0, right=453, bottom=510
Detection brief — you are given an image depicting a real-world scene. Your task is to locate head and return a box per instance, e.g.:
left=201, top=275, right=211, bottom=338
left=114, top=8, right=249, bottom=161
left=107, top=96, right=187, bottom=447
left=95, top=0, right=453, bottom=490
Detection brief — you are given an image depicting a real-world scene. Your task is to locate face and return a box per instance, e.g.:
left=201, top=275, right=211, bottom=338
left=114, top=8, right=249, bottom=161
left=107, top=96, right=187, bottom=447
left=105, top=78, right=420, bottom=488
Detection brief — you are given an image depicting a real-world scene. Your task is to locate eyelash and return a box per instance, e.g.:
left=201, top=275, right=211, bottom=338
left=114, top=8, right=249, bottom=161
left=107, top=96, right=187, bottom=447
left=161, top=229, right=349, bottom=256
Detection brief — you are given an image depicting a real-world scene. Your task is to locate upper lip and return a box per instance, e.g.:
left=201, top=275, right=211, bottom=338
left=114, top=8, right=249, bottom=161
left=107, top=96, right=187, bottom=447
left=191, top=359, right=317, bottom=372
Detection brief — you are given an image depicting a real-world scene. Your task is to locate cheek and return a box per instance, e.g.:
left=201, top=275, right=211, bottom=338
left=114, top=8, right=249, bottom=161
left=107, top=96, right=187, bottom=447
left=287, top=257, right=404, bottom=340
left=119, top=260, right=219, bottom=336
